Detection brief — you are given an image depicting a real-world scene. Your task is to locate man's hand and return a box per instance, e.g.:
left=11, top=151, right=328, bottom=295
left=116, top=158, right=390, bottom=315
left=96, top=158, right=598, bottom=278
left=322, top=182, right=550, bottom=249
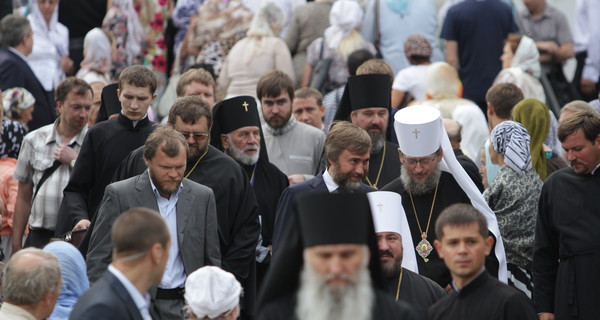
left=54, top=144, right=77, bottom=165
left=537, top=41, right=559, bottom=56
left=73, top=219, right=90, bottom=231
left=539, top=312, right=555, bottom=320
left=580, top=79, right=597, bottom=96
left=288, top=174, right=305, bottom=185
left=61, top=56, right=74, bottom=75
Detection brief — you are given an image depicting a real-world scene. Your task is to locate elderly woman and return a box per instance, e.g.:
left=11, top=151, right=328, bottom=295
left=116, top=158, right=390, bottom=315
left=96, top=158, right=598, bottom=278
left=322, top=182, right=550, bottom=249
left=75, top=28, right=114, bottom=85
left=484, top=120, right=542, bottom=298
left=43, top=241, right=90, bottom=320
left=2, top=87, right=35, bottom=133
left=513, top=98, right=567, bottom=180
left=184, top=266, right=241, bottom=320
left=27, top=0, right=73, bottom=92
left=494, top=35, right=545, bottom=103
left=219, top=2, right=295, bottom=100
left=302, top=0, right=375, bottom=93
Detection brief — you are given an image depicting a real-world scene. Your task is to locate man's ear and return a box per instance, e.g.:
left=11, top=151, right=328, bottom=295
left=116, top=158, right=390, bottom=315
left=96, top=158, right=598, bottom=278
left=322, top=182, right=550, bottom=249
left=484, top=235, right=494, bottom=256
left=144, top=157, right=150, bottom=168
left=220, top=134, right=229, bottom=150
left=433, top=239, right=443, bottom=259
left=486, top=102, right=494, bottom=117
left=150, top=243, right=164, bottom=264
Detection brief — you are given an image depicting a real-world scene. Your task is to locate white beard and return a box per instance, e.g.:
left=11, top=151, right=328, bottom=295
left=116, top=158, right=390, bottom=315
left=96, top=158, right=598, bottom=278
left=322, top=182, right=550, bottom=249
left=295, top=261, right=374, bottom=320
left=227, top=135, right=260, bottom=166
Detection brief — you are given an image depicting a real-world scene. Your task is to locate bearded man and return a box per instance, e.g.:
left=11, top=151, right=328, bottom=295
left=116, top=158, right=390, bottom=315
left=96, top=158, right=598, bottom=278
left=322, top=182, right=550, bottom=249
left=271, top=121, right=375, bottom=251
left=381, top=105, right=508, bottom=289
left=86, top=127, right=221, bottom=319
left=257, top=193, right=417, bottom=320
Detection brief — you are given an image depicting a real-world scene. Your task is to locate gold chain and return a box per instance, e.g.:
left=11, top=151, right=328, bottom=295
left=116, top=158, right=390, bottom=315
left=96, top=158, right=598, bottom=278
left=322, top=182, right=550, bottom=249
left=249, top=165, right=256, bottom=184
left=408, top=182, right=439, bottom=237
left=365, top=142, right=386, bottom=189
left=395, top=267, right=404, bottom=301
left=184, top=147, right=209, bottom=179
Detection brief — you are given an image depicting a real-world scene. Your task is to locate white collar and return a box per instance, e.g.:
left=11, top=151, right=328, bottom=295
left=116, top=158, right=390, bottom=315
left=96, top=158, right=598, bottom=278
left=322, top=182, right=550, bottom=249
left=323, top=168, right=339, bottom=192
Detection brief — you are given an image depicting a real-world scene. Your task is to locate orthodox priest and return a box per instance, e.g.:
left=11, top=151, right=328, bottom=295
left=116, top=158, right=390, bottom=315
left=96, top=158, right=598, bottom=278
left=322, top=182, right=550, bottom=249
left=367, top=191, right=446, bottom=319
left=381, top=105, right=507, bottom=289
left=333, top=74, right=400, bottom=189
left=257, top=193, right=417, bottom=320
left=113, top=96, right=260, bottom=319
left=210, top=96, right=289, bottom=285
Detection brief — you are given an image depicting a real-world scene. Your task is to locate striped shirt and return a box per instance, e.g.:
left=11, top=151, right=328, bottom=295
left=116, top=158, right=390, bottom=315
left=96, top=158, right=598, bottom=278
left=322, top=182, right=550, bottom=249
left=13, top=120, right=87, bottom=229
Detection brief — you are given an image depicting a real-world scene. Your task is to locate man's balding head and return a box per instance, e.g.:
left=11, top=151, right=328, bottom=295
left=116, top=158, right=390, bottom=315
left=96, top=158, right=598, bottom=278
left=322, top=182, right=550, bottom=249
left=443, top=118, right=462, bottom=149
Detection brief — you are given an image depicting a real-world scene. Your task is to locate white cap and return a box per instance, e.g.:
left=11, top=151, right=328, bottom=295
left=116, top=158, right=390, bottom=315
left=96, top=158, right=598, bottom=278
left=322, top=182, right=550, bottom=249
left=184, top=266, right=242, bottom=319
left=367, top=191, right=418, bottom=273
left=394, top=106, right=442, bottom=157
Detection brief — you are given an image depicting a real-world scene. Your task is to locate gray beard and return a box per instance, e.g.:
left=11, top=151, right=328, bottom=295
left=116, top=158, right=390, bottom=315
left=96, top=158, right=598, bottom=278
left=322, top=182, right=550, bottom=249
left=369, top=132, right=385, bottom=154
left=296, top=264, right=374, bottom=320
left=227, top=136, right=260, bottom=166
left=400, top=165, right=442, bottom=196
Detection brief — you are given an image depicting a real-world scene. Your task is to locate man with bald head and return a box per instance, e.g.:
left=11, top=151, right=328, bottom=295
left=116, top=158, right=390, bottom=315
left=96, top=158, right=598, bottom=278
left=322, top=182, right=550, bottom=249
left=0, top=248, right=62, bottom=320
left=443, top=118, right=483, bottom=191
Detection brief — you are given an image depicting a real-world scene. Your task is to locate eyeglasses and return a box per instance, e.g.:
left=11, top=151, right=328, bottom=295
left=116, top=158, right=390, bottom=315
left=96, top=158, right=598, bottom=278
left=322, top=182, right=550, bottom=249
left=179, top=131, right=209, bottom=139
left=401, top=153, right=438, bottom=167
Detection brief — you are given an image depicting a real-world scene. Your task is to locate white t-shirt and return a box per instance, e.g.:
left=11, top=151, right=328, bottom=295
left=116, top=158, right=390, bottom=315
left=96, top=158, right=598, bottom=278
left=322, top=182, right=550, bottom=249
left=392, top=64, right=429, bottom=100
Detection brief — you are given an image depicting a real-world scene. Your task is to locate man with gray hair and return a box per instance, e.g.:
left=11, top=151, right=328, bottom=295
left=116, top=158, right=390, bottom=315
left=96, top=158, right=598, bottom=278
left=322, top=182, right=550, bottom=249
left=0, top=14, right=55, bottom=131
left=0, top=247, right=62, bottom=320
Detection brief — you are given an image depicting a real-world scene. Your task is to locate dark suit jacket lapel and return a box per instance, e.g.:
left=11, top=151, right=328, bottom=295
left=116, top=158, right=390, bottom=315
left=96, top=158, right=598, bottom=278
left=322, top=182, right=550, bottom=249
left=308, top=172, right=328, bottom=192
left=105, top=272, right=145, bottom=320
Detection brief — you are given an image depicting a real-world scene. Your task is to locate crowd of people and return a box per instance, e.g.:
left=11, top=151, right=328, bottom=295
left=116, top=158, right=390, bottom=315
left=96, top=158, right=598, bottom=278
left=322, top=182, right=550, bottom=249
left=0, top=0, right=598, bottom=319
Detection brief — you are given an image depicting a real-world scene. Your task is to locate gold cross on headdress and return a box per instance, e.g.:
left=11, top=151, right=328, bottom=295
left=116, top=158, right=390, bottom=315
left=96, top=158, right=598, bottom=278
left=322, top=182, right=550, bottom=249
left=412, top=129, right=420, bottom=139
left=242, top=101, right=249, bottom=112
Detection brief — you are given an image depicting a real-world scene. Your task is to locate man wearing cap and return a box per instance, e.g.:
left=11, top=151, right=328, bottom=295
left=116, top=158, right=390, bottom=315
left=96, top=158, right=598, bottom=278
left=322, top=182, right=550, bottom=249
left=258, top=193, right=417, bottom=320
left=113, top=96, right=260, bottom=319
left=257, top=70, right=326, bottom=185
left=334, top=73, right=401, bottom=189
left=382, top=105, right=507, bottom=289
left=210, top=96, right=288, bottom=284
left=271, top=121, right=375, bottom=250
left=368, top=191, right=446, bottom=319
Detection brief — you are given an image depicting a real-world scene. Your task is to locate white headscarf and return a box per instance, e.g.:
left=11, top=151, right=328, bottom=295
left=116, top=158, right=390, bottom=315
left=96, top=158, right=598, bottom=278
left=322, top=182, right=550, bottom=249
left=511, top=35, right=541, bottom=79
left=323, top=0, right=363, bottom=51
left=110, top=0, right=145, bottom=65
left=243, top=2, right=285, bottom=63
left=490, top=120, right=533, bottom=176
left=184, top=266, right=242, bottom=319
left=28, top=0, right=68, bottom=57
left=81, top=28, right=113, bottom=74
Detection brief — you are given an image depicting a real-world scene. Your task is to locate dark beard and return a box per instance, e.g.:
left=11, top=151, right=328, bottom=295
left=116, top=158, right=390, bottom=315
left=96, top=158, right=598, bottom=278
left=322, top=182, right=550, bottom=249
left=368, top=131, right=384, bottom=154
left=400, top=165, right=441, bottom=196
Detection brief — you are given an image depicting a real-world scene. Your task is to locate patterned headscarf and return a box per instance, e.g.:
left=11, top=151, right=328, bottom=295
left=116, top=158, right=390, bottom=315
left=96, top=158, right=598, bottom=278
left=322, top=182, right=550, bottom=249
left=3, top=87, right=35, bottom=116
left=512, top=98, right=549, bottom=180
left=490, top=121, right=533, bottom=176
left=404, top=34, right=432, bottom=58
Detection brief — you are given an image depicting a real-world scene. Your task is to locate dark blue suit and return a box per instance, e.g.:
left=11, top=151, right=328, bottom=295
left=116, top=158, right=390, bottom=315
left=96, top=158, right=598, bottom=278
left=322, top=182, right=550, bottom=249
left=0, top=47, right=55, bottom=131
left=70, top=271, right=144, bottom=320
left=271, top=172, right=375, bottom=252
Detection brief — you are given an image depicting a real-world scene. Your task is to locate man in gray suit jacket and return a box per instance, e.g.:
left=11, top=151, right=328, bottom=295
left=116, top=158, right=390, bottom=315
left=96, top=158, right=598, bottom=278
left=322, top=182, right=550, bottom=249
left=86, top=127, right=221, bottom=320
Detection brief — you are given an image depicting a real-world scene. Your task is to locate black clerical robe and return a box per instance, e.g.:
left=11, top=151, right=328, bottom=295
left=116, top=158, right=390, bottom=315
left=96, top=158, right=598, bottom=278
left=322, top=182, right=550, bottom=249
left=533, top=167, right=600, bottom=319
left=454, top=148, right=484, bottom=192
left=385, top=268, right=446, bottom=319
left=428, top=271, right=536, bottom=320
left=365, top=141, right=401, bottom=189
left=257, top=289, right=418, bottom=320
left=381, top=172, right=499, bottom=287
left=55, top=114, right=154, bottom=235
left=114, top=145, right=260, bottom=314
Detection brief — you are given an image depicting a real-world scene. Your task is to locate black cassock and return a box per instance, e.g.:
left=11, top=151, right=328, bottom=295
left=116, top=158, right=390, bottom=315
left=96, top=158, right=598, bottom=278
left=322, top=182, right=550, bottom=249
left=257, top=290, right=418, bottom=320
left=381, top=172, right=499, bottom=288
left=385, top=268, right=446, bottom=319
left=534, top=168, right=600, bottom=319
left=55, top=114, right=154, bottom=235
left=365, top=141, right=401, bottom=190
left=428, top=271, right=536, bottom=320
left=114, top=145, right=260, bottom=316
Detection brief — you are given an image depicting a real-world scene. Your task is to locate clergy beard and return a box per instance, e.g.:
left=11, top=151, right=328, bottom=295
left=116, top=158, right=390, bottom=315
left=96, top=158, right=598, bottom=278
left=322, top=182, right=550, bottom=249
left=330, top=162, right=363, bottom=191
left=296, top=262, right=374, bottom=320
left=188, top=144, right=208, bottom=163
left=380, top=249, right=402, bottom=279
left=400, top=165, right=441, bottom=196
left=368, top=128, right=385, bottom=154
left=226, top=135, right=259, bottom=166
